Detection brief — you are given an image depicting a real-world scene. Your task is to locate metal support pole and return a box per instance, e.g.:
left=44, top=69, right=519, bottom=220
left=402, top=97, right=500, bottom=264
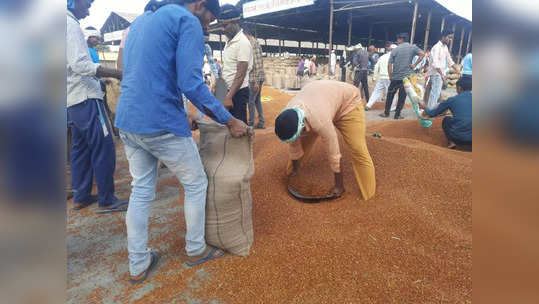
left=465, top=30, right=472, bottom=54
left=423, top=10, right=432, bottom=50
left=329, top=0, right=334, bottom=71
left=440, top=16, right=445, bottom=33
left=410, top=1, right=419, bottom=44
left=457, top=27, right=465, bottom=63
left=368, top=24, right=373, bottom=46
left=347, top=13, right=352, bottom=46
left=449, top=23, right=456, bottom=54
left=299, top=41, right=301, bottom=56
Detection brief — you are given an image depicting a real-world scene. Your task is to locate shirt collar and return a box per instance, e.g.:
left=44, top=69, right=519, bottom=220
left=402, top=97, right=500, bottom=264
left=67, top=10, right=79, bottom=23
left=229, top=29, right=244, bottom=44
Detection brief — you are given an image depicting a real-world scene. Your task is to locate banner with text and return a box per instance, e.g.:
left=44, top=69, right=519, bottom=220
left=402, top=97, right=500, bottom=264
left=243, top=0, right=315, bottom=18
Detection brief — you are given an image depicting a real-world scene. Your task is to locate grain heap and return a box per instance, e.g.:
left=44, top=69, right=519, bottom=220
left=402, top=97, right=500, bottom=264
left=68, top=86, right=471, bottom=303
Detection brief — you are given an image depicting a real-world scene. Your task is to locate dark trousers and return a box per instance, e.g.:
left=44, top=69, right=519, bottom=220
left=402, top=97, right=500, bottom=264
left=341, top=67, right=347, bottom=82
left=384, top=80, right=407, bottom=117
left=442, top=116, right=472, bottom=145
left=354, top=70, right=369, bottom=100
left=67, top=99, right=117, bottom=207
left=230, top=87, right=249, bottom=124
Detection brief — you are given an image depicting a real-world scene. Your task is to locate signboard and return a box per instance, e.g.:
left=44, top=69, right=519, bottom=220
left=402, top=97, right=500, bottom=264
left=243, top=0, right=315, bottom=18
left=104, top=30, right=123, bottom=43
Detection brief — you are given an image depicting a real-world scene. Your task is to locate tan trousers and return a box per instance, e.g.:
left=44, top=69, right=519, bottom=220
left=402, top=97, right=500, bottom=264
left=287, top=105, right=376, bottom=200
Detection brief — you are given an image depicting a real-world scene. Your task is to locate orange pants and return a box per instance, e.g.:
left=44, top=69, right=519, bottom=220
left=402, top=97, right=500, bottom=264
left=287, top=105, right=376, bottom=200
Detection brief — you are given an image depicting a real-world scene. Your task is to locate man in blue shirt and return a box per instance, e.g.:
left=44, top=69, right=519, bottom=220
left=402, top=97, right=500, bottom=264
left=115, top=0, right=248, bottom=284
left=84, top=27, right=101, bottom=63
left=461, top=52, right=472, bottom=78
left=420, top=76, right=472, bottom=149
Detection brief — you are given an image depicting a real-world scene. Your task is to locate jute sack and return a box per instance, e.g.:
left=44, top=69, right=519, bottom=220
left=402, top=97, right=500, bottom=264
left=198, top=121, right=255, bottom=257
left=105, top=78, right=122, bottom=114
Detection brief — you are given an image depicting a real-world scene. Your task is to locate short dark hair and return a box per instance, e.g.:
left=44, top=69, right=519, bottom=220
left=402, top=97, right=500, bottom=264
left=456, top=76, right=472, bottom=91
left=396, top=32, right=409, bottom=41
left=441, top=29, right=454, bottom=38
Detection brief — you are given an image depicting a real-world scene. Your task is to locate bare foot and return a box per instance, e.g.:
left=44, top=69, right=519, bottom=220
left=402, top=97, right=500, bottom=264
left=447, top=141, right=457, bottom=149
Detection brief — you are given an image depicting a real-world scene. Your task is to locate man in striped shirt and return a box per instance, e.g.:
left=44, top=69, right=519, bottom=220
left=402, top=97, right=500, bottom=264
left=244, top=27, right=266, bottom=129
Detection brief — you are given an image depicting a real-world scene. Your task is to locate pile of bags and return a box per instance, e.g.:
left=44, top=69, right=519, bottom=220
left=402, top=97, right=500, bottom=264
left=447, top=64, right=462, bottom=88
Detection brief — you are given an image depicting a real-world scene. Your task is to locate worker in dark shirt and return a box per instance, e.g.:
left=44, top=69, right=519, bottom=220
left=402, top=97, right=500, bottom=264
left=420, top=76, right=472, bottom=149
left=352, top=46, right=373, bottom=101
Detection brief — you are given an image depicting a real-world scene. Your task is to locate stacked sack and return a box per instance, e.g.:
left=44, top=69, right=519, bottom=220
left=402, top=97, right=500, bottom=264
left=447, top=63, right=462, bottom=88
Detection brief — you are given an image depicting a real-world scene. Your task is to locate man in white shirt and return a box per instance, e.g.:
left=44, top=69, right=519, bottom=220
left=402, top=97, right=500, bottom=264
left=218, top=4, right=252, bottom=123
left=426, top=30, right=457, bottom=109
left=67, top=0, right=125, bottom=213
left=365, top=44, right=397, bottom=111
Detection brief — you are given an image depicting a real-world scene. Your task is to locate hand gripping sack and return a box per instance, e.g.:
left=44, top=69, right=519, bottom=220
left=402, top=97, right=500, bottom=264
left=198, top=121, right=255, bottom=257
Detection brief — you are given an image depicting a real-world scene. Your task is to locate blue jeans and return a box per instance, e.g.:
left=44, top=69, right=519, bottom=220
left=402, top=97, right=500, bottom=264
left=119, top=130, right=208, bottom=276
left=427, top=75, right=443, bottom=109
left=248, top=81, right=264, bottom=126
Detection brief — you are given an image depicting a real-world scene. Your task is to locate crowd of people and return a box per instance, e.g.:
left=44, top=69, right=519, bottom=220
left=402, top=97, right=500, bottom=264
left=67, top=0, right=472, bottom=285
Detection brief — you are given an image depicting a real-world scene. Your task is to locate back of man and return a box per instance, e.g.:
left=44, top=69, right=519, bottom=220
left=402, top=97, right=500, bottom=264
left=440, top=91, right=472, bottom=142
left=462, top=53, right=472, bottom=76
left=117, top=5, right=230, bottom=136
left=390, top=42, right=421, bottom=81
left=353, top=49, right=370, bottom=100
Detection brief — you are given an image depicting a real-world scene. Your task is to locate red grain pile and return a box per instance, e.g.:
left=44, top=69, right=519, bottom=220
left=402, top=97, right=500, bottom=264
left=72, top=86, right=471, bottom=303
left=138, top=87, right=471, bottom=303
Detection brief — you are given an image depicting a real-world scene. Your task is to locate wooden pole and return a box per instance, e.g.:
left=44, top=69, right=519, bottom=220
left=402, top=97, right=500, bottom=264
left=457, top=27, right=465, bottom=63
left=299, top=41, right=301, bottom=56
left=347, top=13, right=352, bottom=46
left=466, top=30, right=472, bottom=54
left=329, top=0, right=334, bottom=73
left=368, top=24, right=373, bottom=46
left=219, top=34, right=223, bottom=62
left=423, top=10, right=432, bottom=50
left=410, top=1, right=419, bottom=44
left=440, top=16, right=445, bottom=33
left=449, top=23, right=456, bottom=53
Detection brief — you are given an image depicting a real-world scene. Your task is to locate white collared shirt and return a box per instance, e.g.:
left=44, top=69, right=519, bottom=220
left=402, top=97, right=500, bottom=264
left=222, top=30, right=252, bottom=89
left=66, top=11, right=103, bottom=107
left=427, top=40, right=455, bottom=77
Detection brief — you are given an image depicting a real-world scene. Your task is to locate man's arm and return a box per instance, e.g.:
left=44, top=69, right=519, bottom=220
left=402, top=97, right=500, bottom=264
left=388, top=61, right=393, bottom=80
left=410, top=49, right=425, bottom=70
left=224, top=61, right=248, bottom=108
left=176, top=17, right=233, bottom=125
left=421, top=97, right=452, bottom=116
left=96, top=66, right=122, bottom=80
